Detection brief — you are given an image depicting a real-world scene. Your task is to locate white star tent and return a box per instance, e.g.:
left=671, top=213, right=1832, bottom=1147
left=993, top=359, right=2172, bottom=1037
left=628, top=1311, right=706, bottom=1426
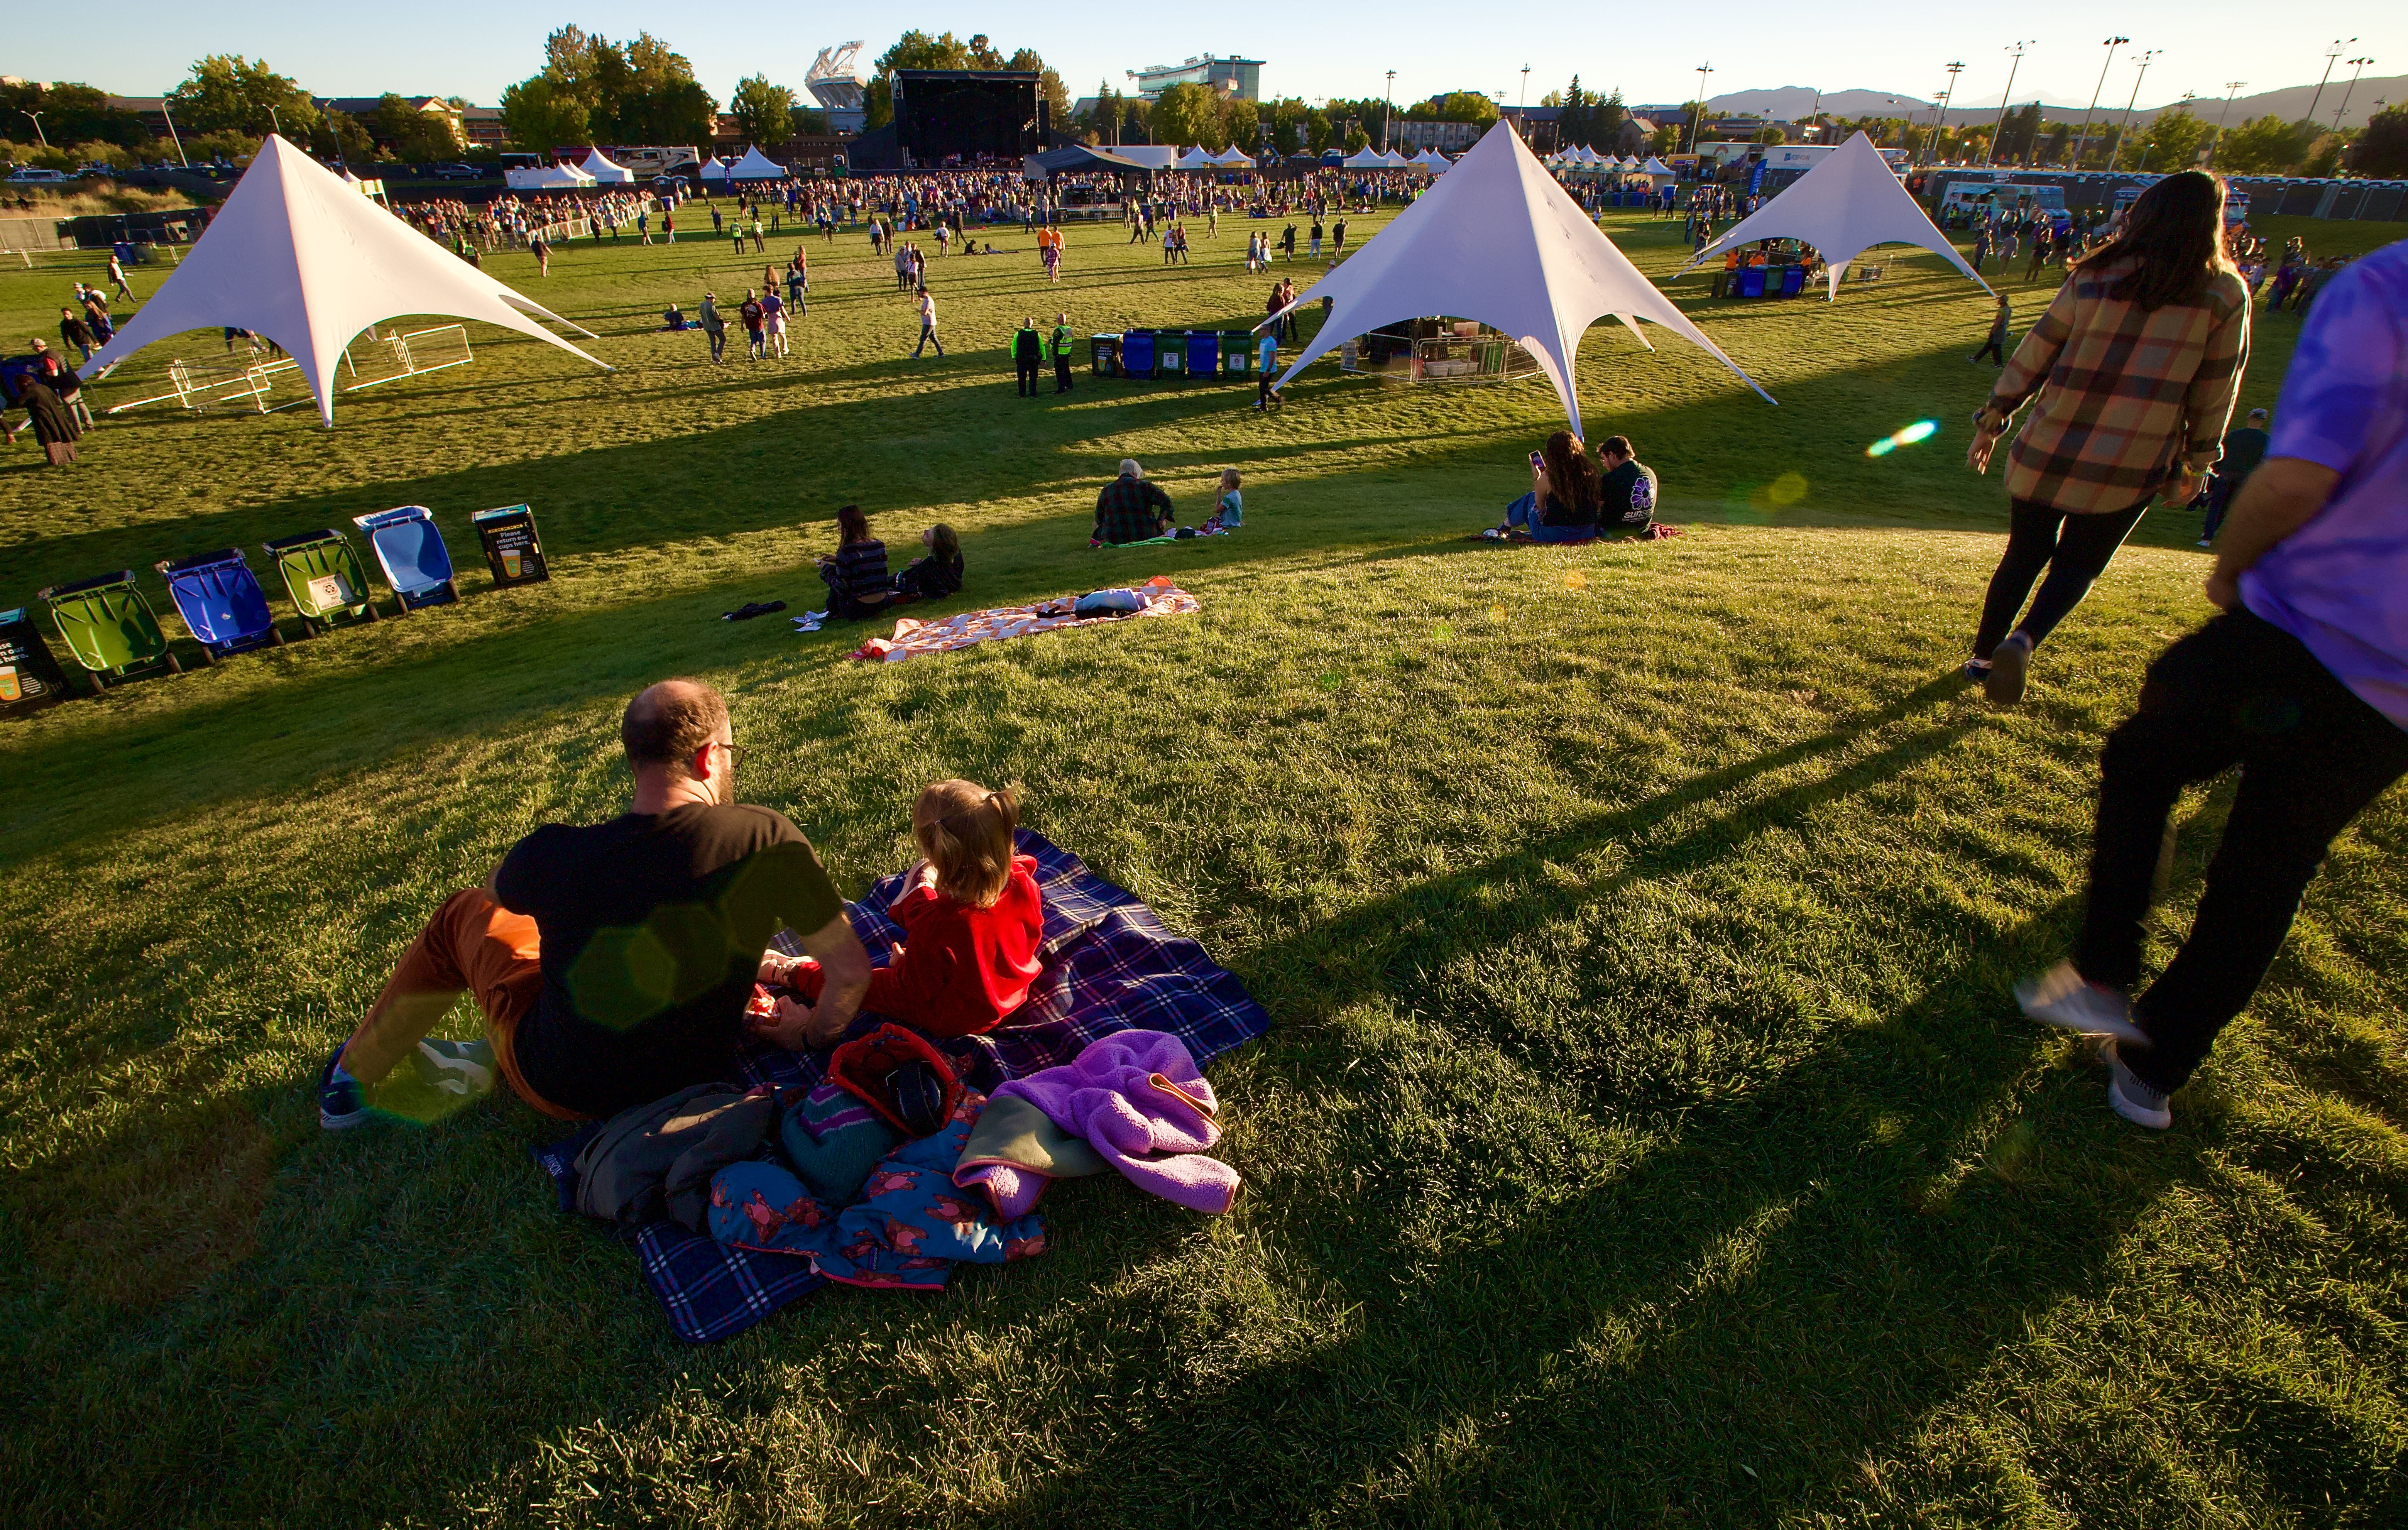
left=85, top=134, right=607, bottom=426
left=1676, top=131, right=1992, bottom=300
left=1264, top=120, right=1772, bottom=431
left=725, top=145, right=787, bottom=180
left=579, top=148, right=632, bottom=183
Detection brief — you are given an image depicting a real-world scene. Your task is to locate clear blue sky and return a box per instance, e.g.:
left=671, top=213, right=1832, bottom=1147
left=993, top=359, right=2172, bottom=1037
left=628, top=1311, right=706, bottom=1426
left=10, top=1, right=2397, bottom=118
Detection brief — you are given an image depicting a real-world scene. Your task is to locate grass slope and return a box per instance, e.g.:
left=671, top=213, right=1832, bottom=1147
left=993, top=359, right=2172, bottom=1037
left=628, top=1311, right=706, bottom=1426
left=2, top=203, right=2403, bottom=1528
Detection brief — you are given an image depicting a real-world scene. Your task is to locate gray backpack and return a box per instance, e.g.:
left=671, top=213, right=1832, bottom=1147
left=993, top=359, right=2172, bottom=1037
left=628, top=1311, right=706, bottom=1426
left=572, top=1084, right=777, bottom=1232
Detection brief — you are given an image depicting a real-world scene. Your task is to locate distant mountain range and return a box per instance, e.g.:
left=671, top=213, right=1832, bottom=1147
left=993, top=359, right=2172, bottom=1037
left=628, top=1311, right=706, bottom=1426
left=1701, top=77, right=2402, bottom=132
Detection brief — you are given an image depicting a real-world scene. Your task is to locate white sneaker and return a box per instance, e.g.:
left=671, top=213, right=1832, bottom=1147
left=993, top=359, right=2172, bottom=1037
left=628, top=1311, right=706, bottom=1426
left=411, top=1038, right=495, bottom=1098
left=2104, top=1042, right=2173, bottom=1129
left=2015, top=960, right=2150, bottom=1047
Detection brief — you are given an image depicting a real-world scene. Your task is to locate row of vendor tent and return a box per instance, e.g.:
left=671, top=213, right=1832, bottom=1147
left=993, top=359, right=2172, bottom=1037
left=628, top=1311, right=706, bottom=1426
left=1026, top=143, right=1449, bottom=176
left=2, top=506, right=544, bottom=707
left=511, top=145, right=791, bottom=190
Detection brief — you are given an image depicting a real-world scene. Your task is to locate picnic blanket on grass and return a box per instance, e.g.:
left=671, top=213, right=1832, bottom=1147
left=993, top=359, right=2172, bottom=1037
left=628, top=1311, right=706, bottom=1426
left=851, top=576, right=1197, bottom=663
left=534, top=827, right=1270, bottom=1343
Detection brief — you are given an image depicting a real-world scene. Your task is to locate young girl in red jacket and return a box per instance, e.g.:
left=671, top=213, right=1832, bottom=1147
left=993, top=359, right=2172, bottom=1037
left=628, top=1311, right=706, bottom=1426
left=773, top=779, right=1044, bottom=1037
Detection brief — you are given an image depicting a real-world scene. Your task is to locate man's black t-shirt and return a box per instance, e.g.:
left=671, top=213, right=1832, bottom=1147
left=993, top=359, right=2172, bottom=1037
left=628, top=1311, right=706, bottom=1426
left=494, top=804, right=844, bottom=1119
left=1600, top=459, right=1660, bottom=528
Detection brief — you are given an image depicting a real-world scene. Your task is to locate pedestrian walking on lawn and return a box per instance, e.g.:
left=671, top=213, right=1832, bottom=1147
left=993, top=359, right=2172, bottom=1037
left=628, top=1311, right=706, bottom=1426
left=1971, top=294, right=2011, bottom=366
left=698, top=291, right=726, bottom=364
left=2016, top=238, right=2408, bottom=1132
left=1963, top=171, right=2251, bottom=704
left=912, top=287, right=944, bottom=358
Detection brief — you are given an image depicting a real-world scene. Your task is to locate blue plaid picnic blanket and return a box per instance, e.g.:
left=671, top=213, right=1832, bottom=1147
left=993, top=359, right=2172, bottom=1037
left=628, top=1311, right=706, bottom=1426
left=535, top=828, right=1270, bottom=1344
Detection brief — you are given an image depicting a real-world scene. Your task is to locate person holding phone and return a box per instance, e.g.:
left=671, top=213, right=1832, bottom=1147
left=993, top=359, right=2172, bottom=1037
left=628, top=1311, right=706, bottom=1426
left=1486, top=433, right=1602, bottom=543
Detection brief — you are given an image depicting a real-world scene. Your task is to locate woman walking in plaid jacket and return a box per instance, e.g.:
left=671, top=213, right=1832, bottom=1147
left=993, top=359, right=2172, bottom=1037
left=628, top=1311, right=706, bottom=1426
left=1964, top=171, right=2251, bottom=703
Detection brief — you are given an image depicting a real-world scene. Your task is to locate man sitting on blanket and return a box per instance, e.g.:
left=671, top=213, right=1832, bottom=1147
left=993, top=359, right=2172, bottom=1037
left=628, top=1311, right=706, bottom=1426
left=1092, top=457, right=1176, bottom=545
left=319, top=679, right=873, bottom=1129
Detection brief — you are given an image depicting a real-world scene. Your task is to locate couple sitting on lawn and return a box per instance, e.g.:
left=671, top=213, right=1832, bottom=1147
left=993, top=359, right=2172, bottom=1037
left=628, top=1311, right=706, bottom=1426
left=1487, top=430, right=1659, bottom=542
left=319, top=679, right=1043, bottom=1128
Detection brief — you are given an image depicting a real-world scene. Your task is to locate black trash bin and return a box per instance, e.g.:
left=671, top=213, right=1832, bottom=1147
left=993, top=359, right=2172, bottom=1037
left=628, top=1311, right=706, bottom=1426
left=0, top=605, right=74, bottom=714
left=473, top=504, right=550, bottom=589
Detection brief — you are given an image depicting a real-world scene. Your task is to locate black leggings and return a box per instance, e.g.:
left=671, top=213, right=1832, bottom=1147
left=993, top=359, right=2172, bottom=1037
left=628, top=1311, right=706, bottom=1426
left=1973, top=497, right=2149, bottom=659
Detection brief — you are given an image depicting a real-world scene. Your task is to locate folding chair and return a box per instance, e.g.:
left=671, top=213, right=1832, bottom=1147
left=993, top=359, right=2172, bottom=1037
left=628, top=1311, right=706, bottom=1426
left=157, top=548, right=283, bottom=663
left=36, top=570, right=180, bottom=690
left=353, top=505, right=459, bottom=613
left=264, top=528, right=382, bottom=635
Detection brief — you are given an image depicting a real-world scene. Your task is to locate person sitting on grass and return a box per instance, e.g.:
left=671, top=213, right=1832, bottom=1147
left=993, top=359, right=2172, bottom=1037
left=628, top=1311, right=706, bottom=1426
left=1488, top=431, right=1601, bottom=543
left=817, top=504, right=893, bottom=620
left=1595, top=435, right=1660, bottom=534
left=319, top=679, right=873, bottom=1130
left=891, top=523, right=965, bottom=603
left=770, top=779, right=1043, bottom=1038
left=1093, top=458, right=1176, bottom=545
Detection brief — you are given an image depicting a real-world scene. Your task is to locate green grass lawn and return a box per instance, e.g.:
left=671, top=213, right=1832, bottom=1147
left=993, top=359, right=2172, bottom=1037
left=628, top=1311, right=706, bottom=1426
left=3, top=198, right=2405, bottom=1528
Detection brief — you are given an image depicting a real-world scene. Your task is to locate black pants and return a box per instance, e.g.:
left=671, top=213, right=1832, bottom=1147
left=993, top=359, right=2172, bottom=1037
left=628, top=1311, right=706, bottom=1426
left=1016, top=358, right=1040, bottom=395
left=1973, top=498, right=2149, bottom=659
left=1258, top=373, right=1278, bottom=408
left=1972, top=334, right=2006, bottom=364
left=1054, top=357, right=1073, bottom=393
left=2075, top=611, right=2408, bottom=1092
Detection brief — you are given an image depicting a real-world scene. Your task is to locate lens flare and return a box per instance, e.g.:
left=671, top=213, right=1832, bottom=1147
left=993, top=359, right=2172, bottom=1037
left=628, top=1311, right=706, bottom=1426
left=1867, top=419, right=1941, bottom=458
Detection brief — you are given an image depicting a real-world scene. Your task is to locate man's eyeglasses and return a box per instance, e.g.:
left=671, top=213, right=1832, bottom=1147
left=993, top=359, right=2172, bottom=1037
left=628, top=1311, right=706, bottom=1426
left=712, top=742, right=750, bottom=768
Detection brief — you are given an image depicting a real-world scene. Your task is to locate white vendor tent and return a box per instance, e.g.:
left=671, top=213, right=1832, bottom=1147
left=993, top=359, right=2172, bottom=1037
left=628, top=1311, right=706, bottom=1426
left=1342, top=146, right=1387, bottom=168
left=724, top=145, right=787, bottom=180
left=1676, top=132, right=1991, bottom=300
left=1265, top=120, right=1771, bottom=430
left=85, top=134, right=607, bottom=425
left=506, top=162, right=595, bottom=191
left=1104, top=145, right=1181, bottom=170
left=697, top=156, right=731, bottom=181
left=1636, top=157, right=1677, bottom=189
left=1206, top=145, right=1257, bottom=166
left=579, top=148, right=632, bottom=183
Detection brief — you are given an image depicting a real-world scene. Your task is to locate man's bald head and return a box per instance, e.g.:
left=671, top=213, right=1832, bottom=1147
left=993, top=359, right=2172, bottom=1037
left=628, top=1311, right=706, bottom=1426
left=622, top=679, right=729, bottom=779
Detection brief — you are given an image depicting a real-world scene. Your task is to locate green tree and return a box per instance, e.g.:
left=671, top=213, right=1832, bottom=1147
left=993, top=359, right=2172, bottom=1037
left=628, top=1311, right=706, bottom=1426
left=1269, top=98, right=1307, bottom=156
left=1306, top=110, right=1333, bottom=152
left=1221, top=95, right=1262, bottom=152
left=372, top=95, right=462, bottom=160
left=169, top=55, right=319, bottom=137
left=0, top=81, right=150, bottom=149
left=1151, top=82, right=1217, bottom=147
left=2349, top=103, right=2408, bottom=177
left=2213, top=115, right=2318, bottom=174
left=310, top=108, right=377, bottom=162
left=1757, top=125, right=1785, bottom=145
left=499, top=75, right=591, bottom=151
left=2128, top=105, right=2210, bottom=170
left=1994, top=102, right=2042, bottom=162
left=1004, top=48, right=1070, bottom=132
left=730, top=75, right=797, bottom=144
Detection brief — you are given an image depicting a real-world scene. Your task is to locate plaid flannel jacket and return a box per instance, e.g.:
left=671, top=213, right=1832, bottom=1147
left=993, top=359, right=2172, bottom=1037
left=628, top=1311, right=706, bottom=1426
left=1093, top=474, right=1174, bottom=544
left=1979, top=260, right=2251, bottom=514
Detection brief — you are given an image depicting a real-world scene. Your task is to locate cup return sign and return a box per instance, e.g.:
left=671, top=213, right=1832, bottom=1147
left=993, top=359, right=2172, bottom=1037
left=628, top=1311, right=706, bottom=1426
left=473, top=504, right=549, bottom=588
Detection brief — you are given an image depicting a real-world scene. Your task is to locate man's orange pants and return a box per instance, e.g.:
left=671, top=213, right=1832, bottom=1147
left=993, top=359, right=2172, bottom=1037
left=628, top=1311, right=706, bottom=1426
left=340, top=888, right=585, bottom=1120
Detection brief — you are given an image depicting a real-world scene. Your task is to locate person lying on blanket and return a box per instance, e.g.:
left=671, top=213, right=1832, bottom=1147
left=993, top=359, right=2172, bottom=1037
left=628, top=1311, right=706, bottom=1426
left=1093, top=458, right=1176, bottom=545
left=772, top=778, right=1043, bottom=1037
left=319, top=679, right=874, bottom=1129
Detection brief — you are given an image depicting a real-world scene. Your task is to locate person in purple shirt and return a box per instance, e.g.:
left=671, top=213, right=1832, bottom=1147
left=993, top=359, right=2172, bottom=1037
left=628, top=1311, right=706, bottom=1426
left=2015, top=238, right=2408, bottom=1130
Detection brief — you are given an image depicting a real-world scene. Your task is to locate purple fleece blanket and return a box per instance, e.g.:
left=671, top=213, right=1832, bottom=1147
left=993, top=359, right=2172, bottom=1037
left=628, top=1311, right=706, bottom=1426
left=539, top=828, right=1271, bottom=1343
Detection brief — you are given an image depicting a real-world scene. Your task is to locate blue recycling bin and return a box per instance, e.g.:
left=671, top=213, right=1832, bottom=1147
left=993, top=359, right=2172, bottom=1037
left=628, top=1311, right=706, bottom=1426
left=1185, top=330, right=1219, bottom=379
left=1120, top=330, right=1155, bottom=378
left=1738, top=267, right=1767, bottom=298
left=1781, top=264, right=1806, bottom=296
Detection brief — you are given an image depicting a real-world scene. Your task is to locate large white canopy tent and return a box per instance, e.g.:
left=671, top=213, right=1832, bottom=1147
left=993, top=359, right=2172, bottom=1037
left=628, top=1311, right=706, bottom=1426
left=697, top=156, right=732, bottom=181
left=505, top=162, right=595, bottom=191
left=1341, top=146, right=1387, bottom=169
left=1676, top=131, right=1992, bottom=300
left=724, top=145, right=788, bottom=180
left=1264, top=120, right=1772, bottom=432
left=579, top=148, right=633, bottom=183
left=1103, top=145, right=1180, bottom=170
left=85, top=134, right=608, bottom=426
left=1205, top=144, right=1256, bottom=166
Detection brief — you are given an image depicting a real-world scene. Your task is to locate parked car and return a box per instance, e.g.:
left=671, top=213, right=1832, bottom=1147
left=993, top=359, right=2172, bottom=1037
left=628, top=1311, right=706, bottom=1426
left=430, top=163, right=484, bottom=180
left=5, top=167, right=69, bottom=184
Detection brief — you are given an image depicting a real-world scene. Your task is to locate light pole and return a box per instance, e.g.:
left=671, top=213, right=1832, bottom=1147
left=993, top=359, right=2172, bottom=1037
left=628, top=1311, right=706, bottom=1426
left=160, top=99, right=191, bottom=167
left=2306, top=39, right=2357, bottom=125
left=2113, top=50, right=2159, bottom=171
left=2070, top=36, right=2130, bottom=171
left=21, top=110, right=46, bottom=149
left=1929, top=62, right=1964, bottom=166
left=2217, top=81, right=2246, bottom=130
left=1519, top=65, right=1529, bottom=112
left=2334, top=58, right=2374, bottom=130
left=1688, top=63, right=1712, bottom=153
left=1989, top=42, right=2031, bottom=165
